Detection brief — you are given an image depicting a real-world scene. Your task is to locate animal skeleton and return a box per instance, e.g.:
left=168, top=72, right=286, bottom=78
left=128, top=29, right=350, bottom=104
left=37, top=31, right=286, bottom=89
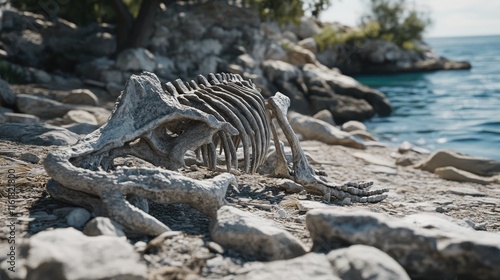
left=43, top=72, right=387, bottom=236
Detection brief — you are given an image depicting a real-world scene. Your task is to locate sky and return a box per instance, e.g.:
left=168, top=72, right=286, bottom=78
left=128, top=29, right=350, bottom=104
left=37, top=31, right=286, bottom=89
left=319, top=0, right=500, bottom=38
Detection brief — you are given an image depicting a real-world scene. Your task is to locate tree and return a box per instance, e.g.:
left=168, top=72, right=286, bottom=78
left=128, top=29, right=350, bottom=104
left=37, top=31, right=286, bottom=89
left=360, top=0, right=431, bottom=49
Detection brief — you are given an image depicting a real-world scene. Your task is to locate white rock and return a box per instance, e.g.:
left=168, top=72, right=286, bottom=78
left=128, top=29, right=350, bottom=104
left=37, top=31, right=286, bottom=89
left=342, top=120, right=367, bottom=132
left=0, top=228, right=147, bottom=280
left=63, top=110, right=98, bottom=125
left=353, top=152, right=396, bottom=168
left=62, top=89, right=99, bottom=106
left=83, top=217, right=125, bottom=237
left=211, top=206, right=307, bottom=261
left=244, top=253, right=339, bottom=280
left=328, top=245, right=410, bottom=280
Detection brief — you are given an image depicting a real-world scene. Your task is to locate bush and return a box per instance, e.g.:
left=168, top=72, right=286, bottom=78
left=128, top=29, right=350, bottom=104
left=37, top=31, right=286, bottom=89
left=315, top=0, right=430, bottom=51
left=360, top=0, right=431, bottom=49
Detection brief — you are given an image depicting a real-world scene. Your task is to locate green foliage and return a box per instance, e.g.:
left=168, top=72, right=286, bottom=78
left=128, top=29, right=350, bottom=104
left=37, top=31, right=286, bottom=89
left=314, top=21, right=381, bottom=51
left=314, top=0, right=430, bottom=51
left=248, top=0, right=331, bottom=24
left=8, top=0, right=142, bottom=25
left=360, top=0, right=431, bottom=49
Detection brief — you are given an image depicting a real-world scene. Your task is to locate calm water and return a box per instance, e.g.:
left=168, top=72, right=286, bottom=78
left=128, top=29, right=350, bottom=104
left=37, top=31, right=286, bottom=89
left=357, top=35, right=500, bottom=160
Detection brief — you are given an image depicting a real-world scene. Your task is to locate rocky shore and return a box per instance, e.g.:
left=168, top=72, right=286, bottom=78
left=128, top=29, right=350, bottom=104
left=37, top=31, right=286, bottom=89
left=1, top=2, right=497, bottom=280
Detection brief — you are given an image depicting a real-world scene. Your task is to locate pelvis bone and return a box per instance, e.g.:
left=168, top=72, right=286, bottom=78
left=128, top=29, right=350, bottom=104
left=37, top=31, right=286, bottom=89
left=43, top=72, right=387, bottom=236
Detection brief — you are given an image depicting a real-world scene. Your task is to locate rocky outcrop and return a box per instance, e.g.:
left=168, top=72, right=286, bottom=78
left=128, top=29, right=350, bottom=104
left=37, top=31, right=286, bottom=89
left=317, top=39, right=471, bottom=75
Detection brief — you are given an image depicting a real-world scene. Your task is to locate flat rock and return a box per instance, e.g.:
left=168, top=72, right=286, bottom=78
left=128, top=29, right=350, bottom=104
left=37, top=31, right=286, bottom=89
left=0, top=112, right=40, bottom=124
left=327, top=245, right=410, bottom=280
left=83, top=217, right=125, bottom=237
left=447, top=186, right=487, bottom=197
left=417, top=150, right=500, bottom=177
left=211, top=206, right=307, bottom=261
left=289, top=112, right=365, bottom=149
left=297, top=200, right=330, bottom=212
left=367, top=165, right=397, bottom=175
left=0, top=123, right=79, bottom=146
left=275, top=178, right=304, bottom=193
left=0, top=228, right=147, bottom=280
left=243, top=253, right=339, bottom=280
left=63, top=109, right=98, bottom=125
left=353, top=152, right=396, bottom=168
left=306, top=207, right=500, bottom=279
left=62, top=123, right=100, bottom=135
left=17, top=94, right=72, bottom=118
left=436, top=166, right=496, bottom=185
left=349, top=130, right=377, bottom=141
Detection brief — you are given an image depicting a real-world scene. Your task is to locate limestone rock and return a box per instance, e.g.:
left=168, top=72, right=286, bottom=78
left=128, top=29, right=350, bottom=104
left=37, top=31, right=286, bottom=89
left=327, top=245, right=410, bottom=280
left=396, top=151, right=422, bottom=166
left=66, top=208, right=92, bottom=228
left=0, top=228, right=147, bottom=280
left=211, top=206, right=307, bottom=261
left=17, top=94, right=73, bottom=118
left=116, top=48, right=156, bottom=72
left=302, top=64, right=392, bottom=117
left=298, top=37, right=318, bottom=53
left=342, top=120, right=366, bottom=132
left=353, top=152, right=396, bottom=167
left=312, top=109, right=335, bottom=125
left=83, top=217, right=126, bottom=237
left=349, top=130, right=377, bottom=141
left=62, top=123, right=100, bottom=135
left=288, top=112, right=365, bottom=149
left=0, top=78, right=16, bottom=107
left=0, top=123, right=79, bottom=146
left=417, top=150, right=500, bottom=176
left=275, top=178, right=304, bottom=193
left=62, top=110, right=98, bottom=125
left=0, top=112, right=40, bottom=124
left=306, top=207, right=500, bottom=279
left=244, top=253, right=339, bottom=280
left=436, top=166, right=497, bottom=185
left=447, top=186, right=487, bottom=197
left=61, top=89, right=99, bottom=106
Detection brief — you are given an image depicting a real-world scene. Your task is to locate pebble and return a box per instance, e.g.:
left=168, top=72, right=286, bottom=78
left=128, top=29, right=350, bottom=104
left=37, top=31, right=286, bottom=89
left=66, top=208, right=91, bottom=228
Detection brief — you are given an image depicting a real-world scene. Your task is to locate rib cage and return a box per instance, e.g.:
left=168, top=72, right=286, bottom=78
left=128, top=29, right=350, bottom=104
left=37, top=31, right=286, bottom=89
left=164, top=73, right=272, bottom=173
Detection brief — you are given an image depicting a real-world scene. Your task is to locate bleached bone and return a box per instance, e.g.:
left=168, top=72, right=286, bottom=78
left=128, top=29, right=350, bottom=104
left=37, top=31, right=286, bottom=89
left=44, top=72, right=387, bottom=236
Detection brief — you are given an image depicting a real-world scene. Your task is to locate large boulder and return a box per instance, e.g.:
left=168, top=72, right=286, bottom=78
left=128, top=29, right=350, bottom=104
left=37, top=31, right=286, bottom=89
left=288, top=112, right=365, bottom=149
left=417, top=150, right=500, bottom=177
left=211, top=206, right=307, bottom=261
left=302, top=64, right=392, bottom=117
left=0, top=123, right=79, bottom=146
left=0, top=228, right=147, bottom=280
left=116, top=48, right=156, bottom=72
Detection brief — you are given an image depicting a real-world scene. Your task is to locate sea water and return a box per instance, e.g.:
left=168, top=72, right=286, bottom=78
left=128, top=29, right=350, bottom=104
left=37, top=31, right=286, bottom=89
left=357, top=35, right=500, bottom=160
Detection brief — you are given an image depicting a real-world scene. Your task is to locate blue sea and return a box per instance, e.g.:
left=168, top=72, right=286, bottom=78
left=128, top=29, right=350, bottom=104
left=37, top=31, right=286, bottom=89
left=357, top=35, right=500, bottom=160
